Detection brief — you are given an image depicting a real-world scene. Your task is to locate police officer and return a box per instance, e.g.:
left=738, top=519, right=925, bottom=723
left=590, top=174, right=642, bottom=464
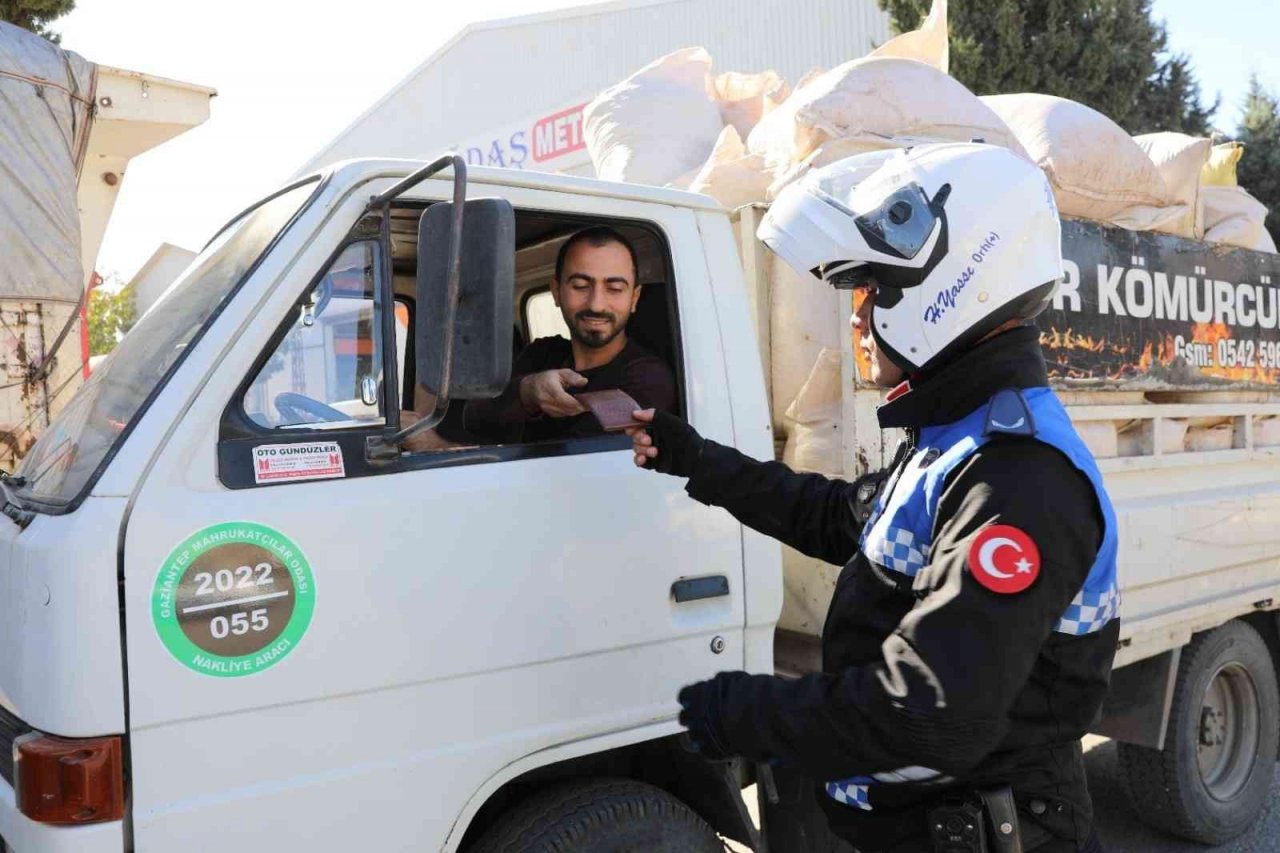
left=628, top=143, right=1117, bottom=852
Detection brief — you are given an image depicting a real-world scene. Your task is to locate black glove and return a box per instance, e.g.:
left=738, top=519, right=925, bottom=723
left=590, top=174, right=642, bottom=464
left=677, top=673, right=740, bottom=761
left=643, top=410, right=706, bottom=478
left=851, top=468, right=890, bottom=525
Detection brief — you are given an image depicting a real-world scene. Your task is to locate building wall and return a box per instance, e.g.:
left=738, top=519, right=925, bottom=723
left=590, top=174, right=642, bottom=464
left=298, top=0, right=890, bottom=175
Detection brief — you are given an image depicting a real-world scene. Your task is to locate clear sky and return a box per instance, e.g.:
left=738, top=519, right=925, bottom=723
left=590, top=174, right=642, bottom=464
left=57, top=0, right=585, bottom=283
left=1151, top=0, right=1279, bottom=128
left=54, top=0, right=1279, bottom=283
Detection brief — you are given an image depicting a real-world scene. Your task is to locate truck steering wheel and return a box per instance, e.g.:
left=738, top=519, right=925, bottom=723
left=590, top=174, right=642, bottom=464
left=273, top=392, right=350, bottom=425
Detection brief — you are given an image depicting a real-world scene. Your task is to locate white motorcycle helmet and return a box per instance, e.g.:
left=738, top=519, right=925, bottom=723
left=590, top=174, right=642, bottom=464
left=758, top=142, right=1063, bottom=373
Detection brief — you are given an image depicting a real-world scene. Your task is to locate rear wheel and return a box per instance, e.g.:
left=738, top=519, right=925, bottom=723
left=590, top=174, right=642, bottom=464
left=1118, top=620, right=1279, bottom=844
left=470, top=777, right=725, bottom=853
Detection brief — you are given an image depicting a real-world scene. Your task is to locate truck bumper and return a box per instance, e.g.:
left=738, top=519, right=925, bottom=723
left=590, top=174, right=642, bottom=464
left=0, top=779, right=123, bottom=853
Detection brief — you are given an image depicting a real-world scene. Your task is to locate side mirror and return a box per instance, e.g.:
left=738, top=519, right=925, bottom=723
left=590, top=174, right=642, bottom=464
left=416, top=198, right=515, bottom=400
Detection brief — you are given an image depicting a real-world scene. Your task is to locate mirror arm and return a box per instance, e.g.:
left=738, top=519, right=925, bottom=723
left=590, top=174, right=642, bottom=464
left=366, top=154, right=468, bottom=463
left=367, top=153, right=467, bottom=209
left=365, top=400, right=451, bottom=462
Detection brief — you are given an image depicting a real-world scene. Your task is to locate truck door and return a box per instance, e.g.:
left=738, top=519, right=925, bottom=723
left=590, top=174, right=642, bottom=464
left=121, top=179, right=745, bottom=852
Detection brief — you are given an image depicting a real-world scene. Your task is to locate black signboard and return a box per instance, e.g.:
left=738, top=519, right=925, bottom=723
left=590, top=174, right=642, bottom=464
left=1040, top=219, right=1280, bottom=388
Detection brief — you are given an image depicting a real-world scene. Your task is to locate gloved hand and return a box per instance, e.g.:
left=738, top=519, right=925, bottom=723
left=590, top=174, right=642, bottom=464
left=677, top=674, right=738, bottom=761
left=851, top=468, right=890, bottom=525
left=626, top=409, right=706, bottom=477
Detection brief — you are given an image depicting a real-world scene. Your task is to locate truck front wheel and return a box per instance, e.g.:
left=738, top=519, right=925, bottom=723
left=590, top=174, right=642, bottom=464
left=1117, top=620, right=1279, bottom=844
left=469, top=777, right=725, bottom=853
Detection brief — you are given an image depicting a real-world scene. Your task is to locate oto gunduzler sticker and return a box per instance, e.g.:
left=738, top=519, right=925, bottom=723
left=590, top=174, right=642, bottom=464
left=152, top=521, right=316, bottom=677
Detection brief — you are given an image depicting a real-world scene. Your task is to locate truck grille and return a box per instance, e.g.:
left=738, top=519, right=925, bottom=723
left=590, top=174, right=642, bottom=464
left=0, top=704, right=32, bottom=786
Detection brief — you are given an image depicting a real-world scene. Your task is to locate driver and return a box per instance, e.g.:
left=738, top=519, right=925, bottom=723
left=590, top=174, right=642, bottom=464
left=463, top=226, right=676, bottom=442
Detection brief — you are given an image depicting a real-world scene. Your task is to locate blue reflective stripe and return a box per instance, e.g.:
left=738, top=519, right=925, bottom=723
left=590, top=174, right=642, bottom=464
left=826, top=778, right=873, bottom=810
left=832, top=387, right=1121, bottom=811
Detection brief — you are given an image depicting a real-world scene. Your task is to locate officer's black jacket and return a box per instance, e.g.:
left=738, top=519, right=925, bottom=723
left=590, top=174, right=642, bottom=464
left=684, top=327, right=1118, bottom=851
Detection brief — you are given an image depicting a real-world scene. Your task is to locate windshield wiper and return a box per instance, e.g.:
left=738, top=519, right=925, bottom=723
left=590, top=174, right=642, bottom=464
left=0, top=472, right=33, bottom=527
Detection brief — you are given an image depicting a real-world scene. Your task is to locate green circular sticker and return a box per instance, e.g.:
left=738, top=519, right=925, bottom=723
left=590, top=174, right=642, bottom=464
left=152, top=522, right=316, bottom=677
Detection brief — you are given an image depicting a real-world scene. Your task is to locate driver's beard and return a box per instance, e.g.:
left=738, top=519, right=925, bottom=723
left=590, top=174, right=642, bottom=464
left=570, top=314, right=626, bottom=349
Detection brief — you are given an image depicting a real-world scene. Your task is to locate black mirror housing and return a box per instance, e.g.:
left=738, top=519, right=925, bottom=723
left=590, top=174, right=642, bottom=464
left=416, top=198, right=515, bottom=400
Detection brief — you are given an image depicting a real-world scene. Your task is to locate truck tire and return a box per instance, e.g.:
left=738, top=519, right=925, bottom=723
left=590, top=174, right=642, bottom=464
left=469, top=777, right=725, bottom=853
left=1117, top=620, right=1280, bottom=844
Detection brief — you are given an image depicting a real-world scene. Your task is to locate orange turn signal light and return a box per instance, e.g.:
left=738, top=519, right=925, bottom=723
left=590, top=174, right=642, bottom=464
left=14, top=733, right=124, bottom=825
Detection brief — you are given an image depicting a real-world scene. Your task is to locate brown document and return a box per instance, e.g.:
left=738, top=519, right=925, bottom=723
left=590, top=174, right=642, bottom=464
left=575, top=389, right=646, bottom=432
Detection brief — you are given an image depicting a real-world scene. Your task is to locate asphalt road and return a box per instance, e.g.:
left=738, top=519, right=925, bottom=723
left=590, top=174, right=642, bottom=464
left=1084, top=736, right=1280, bottom=852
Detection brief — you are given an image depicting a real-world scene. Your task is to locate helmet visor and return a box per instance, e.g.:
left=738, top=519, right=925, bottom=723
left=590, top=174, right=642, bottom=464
left=850, top=183, right=937, bottom=260
left=822, top=262, right=877, bottom=290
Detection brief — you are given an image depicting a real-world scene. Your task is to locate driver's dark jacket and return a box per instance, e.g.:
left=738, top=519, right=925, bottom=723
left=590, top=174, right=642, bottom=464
left=684, top=328, right=1117, bottom=852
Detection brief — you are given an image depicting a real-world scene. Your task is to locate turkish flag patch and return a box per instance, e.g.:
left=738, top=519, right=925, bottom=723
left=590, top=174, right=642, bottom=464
left=967, top=525, right=1041, bottom=594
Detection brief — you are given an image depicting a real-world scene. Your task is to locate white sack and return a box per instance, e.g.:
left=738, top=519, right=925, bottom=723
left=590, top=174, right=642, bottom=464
left=710, top=70, right=790, bottom=140
left=687, top=126, right=774, bottom=209
left=1076, top=421, right=1118, bottom=459
left=1256, top=417, right=1280, bottom=447
left=868, top=0, right=949, bottom=73
left=1134, top=132, right=1211, bottom=239
left=748, top=57, right=1027, bottom=174
left=1202, top=185, right=1270, bottom=250
left=0, top=22, right=96, bottom=302
left=782, top=348, right=844, bottom=475
left=1256, top=227, right=1278, bottom=254
left=982, top=94, right=1182, bottom=230
left=1187, top=423, right=1233, bottom=452
left=769, top=255, right=843, bottom=433
left=584, top=47, right=724, bottom=187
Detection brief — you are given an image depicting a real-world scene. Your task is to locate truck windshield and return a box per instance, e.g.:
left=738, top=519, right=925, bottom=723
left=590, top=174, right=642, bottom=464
left=13, top=179, right=318, bottom=509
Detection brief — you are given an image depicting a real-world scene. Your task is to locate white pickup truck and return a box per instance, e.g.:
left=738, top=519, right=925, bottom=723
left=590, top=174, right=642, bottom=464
left=1, top=157, right=1278, bottom=852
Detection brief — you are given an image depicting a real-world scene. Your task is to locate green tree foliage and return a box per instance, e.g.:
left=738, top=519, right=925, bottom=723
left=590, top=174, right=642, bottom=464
left=87, top=283, right=136, bottom=357
left=877, top=0, right=1216, bottom=135
left=1236, top=76, right=1280, bottom=244
left=0, top=0, right=75, bottom=42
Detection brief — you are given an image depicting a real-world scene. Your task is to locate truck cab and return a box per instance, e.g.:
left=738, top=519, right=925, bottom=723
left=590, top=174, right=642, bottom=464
left=0, top=160, right=777, bottom=852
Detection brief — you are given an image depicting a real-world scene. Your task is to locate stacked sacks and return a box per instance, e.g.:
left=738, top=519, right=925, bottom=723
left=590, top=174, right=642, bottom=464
left=1128, top=134, right=1275, bottom=252
left=982, top=94, right=1184, bottom=231
left=678, top=72, right=790, bottom=207
left=767, top=255, right=845, bottom=436
left=1133, top=132, right=1212, bottom=239
left=686, top=126, right=774, bottom=211
left=781, top=348, right=844, bottom=475
left=1203, top=185, right=1274, bottom=252
left=583, top=47, right=785, bottom=208
left=1202, top=142, right=1245, bottom=186
left=749, top=57, right=1027, bottom=178
left=1198, top=141, right=1275, bottom=252
left=709, top=70, right=789, bottom=139
left=865, top=0, right=949, bottom=72
left=583, top=47, right=725, bottom=188
left=582, top=0, right=963, bottom=211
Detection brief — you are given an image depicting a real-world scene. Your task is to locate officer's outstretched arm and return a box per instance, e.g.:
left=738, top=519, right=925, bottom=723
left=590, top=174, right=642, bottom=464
left=689, top=440, right=1105, bottom=781
left=630, top=409, right=877, bottom=565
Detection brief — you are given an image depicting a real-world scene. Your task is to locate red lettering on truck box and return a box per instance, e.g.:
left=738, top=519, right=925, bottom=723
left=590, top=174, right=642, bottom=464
left=533, top=103, right=587, bottom=163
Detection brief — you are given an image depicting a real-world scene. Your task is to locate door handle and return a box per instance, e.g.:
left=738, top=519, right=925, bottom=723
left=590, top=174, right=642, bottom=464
left=671, top=575, right=729, bottom=603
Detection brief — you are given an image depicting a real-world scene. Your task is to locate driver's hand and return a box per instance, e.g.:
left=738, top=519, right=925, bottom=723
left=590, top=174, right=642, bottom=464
left=519, top=369, right=588, bottom=418
left=399, top=411, right=461, bottom=453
